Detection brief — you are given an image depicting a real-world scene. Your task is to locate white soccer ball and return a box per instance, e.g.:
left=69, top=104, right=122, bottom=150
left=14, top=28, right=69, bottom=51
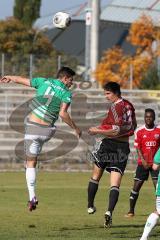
left=53, top=12, right=71, bottom=29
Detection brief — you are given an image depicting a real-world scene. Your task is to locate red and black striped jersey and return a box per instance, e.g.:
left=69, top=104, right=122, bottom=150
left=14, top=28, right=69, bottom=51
left=100, top=98, right=136, bottom=137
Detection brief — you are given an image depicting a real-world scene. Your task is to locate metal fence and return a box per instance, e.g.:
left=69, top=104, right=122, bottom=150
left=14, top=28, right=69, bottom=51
left=0, top=53, right=72, bottom=79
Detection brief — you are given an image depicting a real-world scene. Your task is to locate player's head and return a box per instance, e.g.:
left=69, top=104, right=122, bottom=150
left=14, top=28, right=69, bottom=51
left=57, top=66, right=75, bottom=88
left=103, top=81, right=121, bottom=102
left=144, top=108, right=155, bottom=128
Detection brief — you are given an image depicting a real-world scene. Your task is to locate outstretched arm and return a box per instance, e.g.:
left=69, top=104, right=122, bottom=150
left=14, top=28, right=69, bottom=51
left=88, top=126, right=119, bottom=137
left=0, top=76, right=30, bottom=86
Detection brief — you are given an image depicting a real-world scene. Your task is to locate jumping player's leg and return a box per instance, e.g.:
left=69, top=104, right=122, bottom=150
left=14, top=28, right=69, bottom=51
left=25, top=156, right=38, bottom=211
left=104, top=171, right=122, bottom=227
left=87, top=163, right=104, bottom=214
left=24, top=121, right=56, bottom=211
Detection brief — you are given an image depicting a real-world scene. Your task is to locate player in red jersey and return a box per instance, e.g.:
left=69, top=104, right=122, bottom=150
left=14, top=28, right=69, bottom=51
left=87, top=81, right=137, bottom=227
left=125, top=108, right=160, bottom=218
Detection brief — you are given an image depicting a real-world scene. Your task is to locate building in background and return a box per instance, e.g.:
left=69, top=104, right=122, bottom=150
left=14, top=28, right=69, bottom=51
left=35, top=0, right=160, bottom=67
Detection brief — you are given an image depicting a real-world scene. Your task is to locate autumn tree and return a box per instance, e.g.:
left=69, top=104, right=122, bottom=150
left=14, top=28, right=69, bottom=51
left=0, top=17, right=58, bottom=76
left=95, top=15, right=158, bottom=88
left=127, top=15, right=155, bottom=54
left=14, top=0, right=41, bottom=28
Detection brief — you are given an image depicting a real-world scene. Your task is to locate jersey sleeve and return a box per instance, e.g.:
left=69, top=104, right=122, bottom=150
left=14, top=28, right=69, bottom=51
left=61, top=91, right=72, bottom=104
left=154, top=148, right=160, bottom=164
left=30, top=77, right=46, bottom=89
left=115, top=101, right=137, bottom=137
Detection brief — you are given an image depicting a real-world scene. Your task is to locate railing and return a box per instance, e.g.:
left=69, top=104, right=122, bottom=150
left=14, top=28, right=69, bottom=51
left=0, top=86, right=160, bottom=170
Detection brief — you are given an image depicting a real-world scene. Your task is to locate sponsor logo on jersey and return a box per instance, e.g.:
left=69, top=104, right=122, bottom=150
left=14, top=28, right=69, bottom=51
left=145, top=141, right=156, bottom=147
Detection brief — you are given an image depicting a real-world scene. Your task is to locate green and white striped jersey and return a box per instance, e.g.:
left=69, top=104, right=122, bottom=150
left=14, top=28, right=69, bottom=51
left=29, top=77, right=72, bottom=125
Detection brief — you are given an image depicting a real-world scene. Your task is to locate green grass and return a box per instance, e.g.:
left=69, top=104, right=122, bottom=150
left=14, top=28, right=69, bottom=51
left=0, top=172, right=159, bottom=239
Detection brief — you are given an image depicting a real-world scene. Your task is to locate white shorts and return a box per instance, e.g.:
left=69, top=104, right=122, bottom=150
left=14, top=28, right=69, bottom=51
left=24, top=120, right=56, bottom=157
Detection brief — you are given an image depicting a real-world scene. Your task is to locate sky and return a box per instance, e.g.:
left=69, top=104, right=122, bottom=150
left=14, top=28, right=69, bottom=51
left=0, top=0, right=110, bottom=20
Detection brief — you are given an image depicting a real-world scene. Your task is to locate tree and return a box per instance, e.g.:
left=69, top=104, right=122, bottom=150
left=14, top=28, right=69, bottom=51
left=140, top=63, right=160, bottom=89
left=0, top=17, right=79, bottom=77
left=0, top=17, right=56, bottom=76
left=14, top=0, right=41, bottom=28
left=0, top=17, right=52, bottom=55
left=95, top=15, right=158, bottom=88
left=127, top=15, right=155, bottom=54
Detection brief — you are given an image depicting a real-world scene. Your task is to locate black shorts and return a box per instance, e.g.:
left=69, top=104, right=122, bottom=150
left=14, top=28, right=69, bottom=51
left=134, top=165, right=159, bottom=181
left=91, top=138, right=130, bottom=175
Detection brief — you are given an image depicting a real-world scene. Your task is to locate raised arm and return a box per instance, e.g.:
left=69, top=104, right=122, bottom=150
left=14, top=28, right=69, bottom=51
left=0, top=76, right=30, bottom=86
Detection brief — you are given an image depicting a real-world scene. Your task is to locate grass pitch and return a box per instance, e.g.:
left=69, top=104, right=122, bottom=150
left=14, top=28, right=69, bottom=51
left=0, top=171, right=159, bottom=240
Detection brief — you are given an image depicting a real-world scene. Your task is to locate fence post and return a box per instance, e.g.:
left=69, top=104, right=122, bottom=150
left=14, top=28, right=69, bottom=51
left=57, top=55, right=61, bottom=70
left=1, top=53, right=5, bottom=76
left=4, top=94, right=8, bottom=123
left=129, top=63, right=133, bottom=90
left=29, top=54, right=33, bottom=79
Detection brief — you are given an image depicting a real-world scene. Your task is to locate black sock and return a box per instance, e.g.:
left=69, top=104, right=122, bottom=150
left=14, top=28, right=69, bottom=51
left=108, top=186, right=119, bottom=214
left=129, top=190, right=139, bottom=214
left=87, top=178, right=99, bottom=208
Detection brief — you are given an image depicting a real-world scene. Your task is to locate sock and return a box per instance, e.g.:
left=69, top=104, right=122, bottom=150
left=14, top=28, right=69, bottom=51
left=129, top=190, right=139, bottom=213
left=26, top=167, right=36, bottom=201
left=108, top=186, right=119, bottom=214
left=87, top=178, right=99, bottom=208
left=141, top=212, right=159, bottom=239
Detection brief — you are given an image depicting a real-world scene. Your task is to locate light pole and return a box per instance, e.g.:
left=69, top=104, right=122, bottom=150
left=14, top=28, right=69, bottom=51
left=84, top=0, right=100, bottom=82
left=84, top=0, right=92, bottom=81
left=90, top=0, right=100, bottom=82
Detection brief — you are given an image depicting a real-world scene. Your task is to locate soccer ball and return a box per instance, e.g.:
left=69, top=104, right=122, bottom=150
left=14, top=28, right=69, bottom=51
left=53, top=12, right=71, bottom=29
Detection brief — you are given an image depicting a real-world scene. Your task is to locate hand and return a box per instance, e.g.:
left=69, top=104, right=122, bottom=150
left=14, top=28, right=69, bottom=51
left=142, top=160, right=149, bottom=169
left=88, top=127, right=99, bottom=135
left=0, top=76, right=12, bottom=83
left=152, top=163, right=159, bottom=171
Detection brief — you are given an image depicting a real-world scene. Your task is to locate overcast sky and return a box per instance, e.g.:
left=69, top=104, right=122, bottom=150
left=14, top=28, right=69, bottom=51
left=0, top=0, right=110, bottom=20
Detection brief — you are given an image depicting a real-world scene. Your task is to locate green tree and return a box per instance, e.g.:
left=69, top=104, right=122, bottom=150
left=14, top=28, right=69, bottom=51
left=140, top=62, right=160, bottom=89
left=0, top=18, right=52, bottom=55
left=14, top=0, right=41, bottom=28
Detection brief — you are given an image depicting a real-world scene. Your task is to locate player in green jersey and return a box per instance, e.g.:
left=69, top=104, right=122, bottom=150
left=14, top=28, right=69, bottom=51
left=140, top=148, right=160, bottom=240
left=0, top=67, right=81, bottom=211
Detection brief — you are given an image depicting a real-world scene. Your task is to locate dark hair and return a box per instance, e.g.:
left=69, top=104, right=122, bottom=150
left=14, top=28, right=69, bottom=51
left=57, top=66, right=75, bottom=79
left=145, top=108, right=155, bottom=119
left=103, top=81, right=121, bottom=97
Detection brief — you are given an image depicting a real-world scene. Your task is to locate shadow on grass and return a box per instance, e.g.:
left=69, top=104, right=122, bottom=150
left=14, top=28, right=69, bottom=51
left=56, top=224, right=146, bottom=231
